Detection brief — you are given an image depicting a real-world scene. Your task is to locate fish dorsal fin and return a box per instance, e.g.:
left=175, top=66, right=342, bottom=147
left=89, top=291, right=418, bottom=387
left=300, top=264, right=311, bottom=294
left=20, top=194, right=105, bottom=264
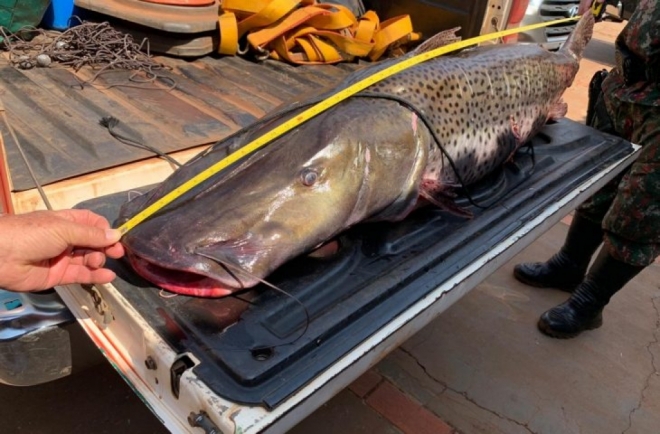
left=412, top=27, right=462, bottom=55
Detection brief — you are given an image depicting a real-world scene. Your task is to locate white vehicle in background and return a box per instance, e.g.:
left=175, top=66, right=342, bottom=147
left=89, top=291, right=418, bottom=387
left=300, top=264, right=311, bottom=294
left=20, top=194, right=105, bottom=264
left=518, top=0, right=582, bottom=50
left=518, top=0, right=638, bottom=51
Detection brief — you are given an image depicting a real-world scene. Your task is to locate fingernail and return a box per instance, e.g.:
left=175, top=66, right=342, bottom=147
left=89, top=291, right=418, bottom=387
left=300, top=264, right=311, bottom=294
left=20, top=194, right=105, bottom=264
left=105, top=228, right=121, bottom=241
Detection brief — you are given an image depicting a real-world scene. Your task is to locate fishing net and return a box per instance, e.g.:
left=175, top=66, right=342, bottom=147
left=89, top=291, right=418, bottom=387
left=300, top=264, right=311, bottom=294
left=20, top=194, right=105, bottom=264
left=0, top=19, right=175, bottom=89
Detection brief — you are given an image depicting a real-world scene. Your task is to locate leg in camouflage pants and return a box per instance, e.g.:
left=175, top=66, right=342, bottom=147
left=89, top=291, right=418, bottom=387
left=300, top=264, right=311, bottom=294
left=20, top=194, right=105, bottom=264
left=577, top=91, right=660, bottom=267
left=513, top=71, right=657, bottom=338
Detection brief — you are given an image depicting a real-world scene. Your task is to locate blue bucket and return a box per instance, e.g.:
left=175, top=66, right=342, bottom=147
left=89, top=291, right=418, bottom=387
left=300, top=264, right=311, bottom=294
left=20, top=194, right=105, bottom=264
left=41, top=0, right=79, bottom=30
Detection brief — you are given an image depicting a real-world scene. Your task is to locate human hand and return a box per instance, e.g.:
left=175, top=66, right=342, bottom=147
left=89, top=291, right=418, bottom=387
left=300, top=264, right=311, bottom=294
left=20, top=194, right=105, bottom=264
left=579, top=0, right=605, bottom=15
left=0, top=209, right=125, bottom=292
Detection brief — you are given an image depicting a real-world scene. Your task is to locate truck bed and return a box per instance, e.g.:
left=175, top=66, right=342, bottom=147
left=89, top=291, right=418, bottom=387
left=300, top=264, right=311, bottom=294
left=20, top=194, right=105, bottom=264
left=0, top=34, right=639, bottom=434
left=0, top=53, right=360, bottom=204
left=78, top=120, right=634, bottom=408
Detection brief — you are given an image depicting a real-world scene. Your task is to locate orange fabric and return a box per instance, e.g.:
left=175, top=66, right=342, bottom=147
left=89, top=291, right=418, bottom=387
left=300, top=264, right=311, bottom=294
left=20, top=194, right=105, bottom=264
left=247, top=6, right=330, bottom=48
left=222, top=0, right=272, bottom=16
left=236, top=0, right=300, bottom=38
left=369, top=15, right=419, bottom=61
left=140, top=0, right=214, bottom=5
left=218, top=0, right=420, bottom=64
left=306, top=4, right=357, bottom=30
left=218, top=12, right=239, bottom=55
left=355, top=11, right=378, bottom=43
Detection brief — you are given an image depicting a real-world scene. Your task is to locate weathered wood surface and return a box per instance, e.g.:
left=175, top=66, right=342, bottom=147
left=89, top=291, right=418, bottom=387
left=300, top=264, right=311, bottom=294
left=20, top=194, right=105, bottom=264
left=0, top=55, right=362, bottom=211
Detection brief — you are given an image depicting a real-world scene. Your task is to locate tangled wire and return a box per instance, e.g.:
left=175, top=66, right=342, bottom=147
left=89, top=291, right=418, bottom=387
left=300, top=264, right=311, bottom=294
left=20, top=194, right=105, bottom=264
left=0, top=19, right=175, bottom=89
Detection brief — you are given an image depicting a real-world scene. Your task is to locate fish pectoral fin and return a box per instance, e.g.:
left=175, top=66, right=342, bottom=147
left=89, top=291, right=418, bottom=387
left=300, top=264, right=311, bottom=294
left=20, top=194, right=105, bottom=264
left=505, top=115, right=525, bottom=164
left=420, top=190, right=473, bottom=219
left=548, top=99, right=568, bottom=121
left=510, top=115, right=523, bottom=143
left=308, top=239, right=341, bottom=258
left=421, top=178, right=460, bottom=193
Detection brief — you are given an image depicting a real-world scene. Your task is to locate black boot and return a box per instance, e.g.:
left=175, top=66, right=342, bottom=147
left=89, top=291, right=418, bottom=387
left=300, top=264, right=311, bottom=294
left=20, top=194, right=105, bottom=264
left=513, top=213, right=603, bottom=291
left=537, top=248, right=644, bottom=339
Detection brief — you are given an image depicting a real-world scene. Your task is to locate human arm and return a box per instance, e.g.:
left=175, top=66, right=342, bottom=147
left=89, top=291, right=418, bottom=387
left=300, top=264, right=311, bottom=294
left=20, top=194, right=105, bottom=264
left=0, top=209, right=125, bottom=292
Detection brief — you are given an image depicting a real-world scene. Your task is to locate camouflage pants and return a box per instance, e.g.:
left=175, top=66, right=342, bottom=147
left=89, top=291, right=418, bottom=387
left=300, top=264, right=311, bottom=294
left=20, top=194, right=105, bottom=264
left=577, top=86, right=660, bottom=267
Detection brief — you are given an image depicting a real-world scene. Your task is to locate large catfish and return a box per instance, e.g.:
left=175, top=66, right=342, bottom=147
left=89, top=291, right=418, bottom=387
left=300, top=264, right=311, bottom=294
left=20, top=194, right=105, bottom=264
left=118, top=15, right=594, bottom=297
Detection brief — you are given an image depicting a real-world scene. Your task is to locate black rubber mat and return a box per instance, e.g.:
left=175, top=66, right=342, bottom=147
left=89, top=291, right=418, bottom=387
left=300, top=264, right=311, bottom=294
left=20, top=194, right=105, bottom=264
left=78, top=119, right=633, bottom=408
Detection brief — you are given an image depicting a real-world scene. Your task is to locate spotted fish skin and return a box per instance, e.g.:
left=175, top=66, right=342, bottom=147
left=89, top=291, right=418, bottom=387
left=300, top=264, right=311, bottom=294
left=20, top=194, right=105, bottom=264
left=367, top=13, right=594, bottom=198
left=118, top=15, right=594, bottom=297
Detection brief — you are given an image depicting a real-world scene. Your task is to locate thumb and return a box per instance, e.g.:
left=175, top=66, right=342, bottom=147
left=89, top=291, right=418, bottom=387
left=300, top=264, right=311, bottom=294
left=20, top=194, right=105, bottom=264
left=58, top=221, right=122, bottom=249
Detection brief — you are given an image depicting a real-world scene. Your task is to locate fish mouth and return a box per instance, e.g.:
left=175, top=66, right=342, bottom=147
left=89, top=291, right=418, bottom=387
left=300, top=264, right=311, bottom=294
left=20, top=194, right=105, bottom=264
left=126, top=240, right=341, bottom=298
left=126, top=253, right=242, bottom=298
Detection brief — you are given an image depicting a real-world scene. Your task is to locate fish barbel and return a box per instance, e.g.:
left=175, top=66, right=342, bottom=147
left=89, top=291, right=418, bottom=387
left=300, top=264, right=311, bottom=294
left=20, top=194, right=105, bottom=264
left=118, top=14, right=594, bottom=297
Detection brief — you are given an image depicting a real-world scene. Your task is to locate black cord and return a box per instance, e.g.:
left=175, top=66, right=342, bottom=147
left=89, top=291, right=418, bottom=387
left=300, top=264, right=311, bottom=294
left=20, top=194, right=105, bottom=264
left=102, top=89, right=537, bottom=212
left=0, top=107, right=53, bottom=210
left=355, top=91, right=537, bottom=210
left=99, top=116, right=183, bottom=167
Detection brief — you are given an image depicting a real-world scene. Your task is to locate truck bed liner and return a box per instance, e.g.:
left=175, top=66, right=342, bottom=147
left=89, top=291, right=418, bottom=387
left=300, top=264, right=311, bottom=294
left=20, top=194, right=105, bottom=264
left=78, top=120, right=634, bottom=409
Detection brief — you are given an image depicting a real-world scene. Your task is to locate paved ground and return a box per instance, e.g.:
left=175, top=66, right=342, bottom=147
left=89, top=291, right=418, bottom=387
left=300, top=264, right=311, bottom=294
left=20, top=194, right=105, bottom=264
left=3, top=18, right=659, bottom=434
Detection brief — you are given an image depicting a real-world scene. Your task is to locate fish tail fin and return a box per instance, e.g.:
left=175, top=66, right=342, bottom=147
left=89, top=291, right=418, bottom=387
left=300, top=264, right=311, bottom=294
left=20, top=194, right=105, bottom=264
left=560, top=13, right=595, bottom=60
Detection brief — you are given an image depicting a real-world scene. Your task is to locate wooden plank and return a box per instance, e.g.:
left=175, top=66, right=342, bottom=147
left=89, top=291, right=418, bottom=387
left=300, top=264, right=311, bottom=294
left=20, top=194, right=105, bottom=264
left=261, top=60, right=342, bottom=89
left=198, top=57, right=297, bottom=104
left=0, top=52, right=355, bottom=203
left=0, top=131, right=14, bottom=214
left=10, top=145, right=209, bottom=214
left=75, top=69, right=236, bottom=142
left=0, top=65, right=224, bottom=191
left=223, top=56, right=314, bottom=96
left=154, top=69, right=263, bottom=127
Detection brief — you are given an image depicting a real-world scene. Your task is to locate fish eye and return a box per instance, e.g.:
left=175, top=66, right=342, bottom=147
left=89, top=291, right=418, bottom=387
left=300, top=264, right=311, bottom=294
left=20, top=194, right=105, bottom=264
left=301, top=168, right=318, bottom=186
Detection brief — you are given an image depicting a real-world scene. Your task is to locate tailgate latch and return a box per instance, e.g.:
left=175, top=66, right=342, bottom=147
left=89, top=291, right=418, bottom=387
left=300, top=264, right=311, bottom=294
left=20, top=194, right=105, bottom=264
left=82, top=285, right=113, bottom=328
left=170, top=354, right=195, bottom=399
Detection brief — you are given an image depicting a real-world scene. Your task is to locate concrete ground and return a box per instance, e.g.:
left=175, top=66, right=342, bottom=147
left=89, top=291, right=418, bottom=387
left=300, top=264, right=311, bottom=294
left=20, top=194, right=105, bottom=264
left=2, top=19, right=659, bottom=434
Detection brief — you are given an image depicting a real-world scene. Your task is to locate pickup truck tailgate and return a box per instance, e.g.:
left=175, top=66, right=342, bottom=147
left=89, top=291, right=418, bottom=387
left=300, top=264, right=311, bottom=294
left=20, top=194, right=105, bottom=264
left=59, top=120, right=637, bottom=433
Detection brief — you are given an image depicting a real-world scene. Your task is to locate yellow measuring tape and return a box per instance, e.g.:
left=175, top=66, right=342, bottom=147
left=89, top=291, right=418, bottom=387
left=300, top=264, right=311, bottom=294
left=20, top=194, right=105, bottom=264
left=118, top=15, right=580, bottom=235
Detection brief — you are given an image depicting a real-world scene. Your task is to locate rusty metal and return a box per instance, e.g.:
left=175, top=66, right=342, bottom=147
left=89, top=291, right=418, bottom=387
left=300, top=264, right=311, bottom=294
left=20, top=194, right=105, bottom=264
left=144, top=356, right=158, bottom=370
left=82, top=285, right=114, bottom=328
left=188, top=410, right=220, bottom=434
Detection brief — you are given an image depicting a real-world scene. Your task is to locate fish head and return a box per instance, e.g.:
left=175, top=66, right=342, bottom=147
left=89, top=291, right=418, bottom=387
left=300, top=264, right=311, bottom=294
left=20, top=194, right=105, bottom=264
left=119, top=99, right=426, bottom=297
